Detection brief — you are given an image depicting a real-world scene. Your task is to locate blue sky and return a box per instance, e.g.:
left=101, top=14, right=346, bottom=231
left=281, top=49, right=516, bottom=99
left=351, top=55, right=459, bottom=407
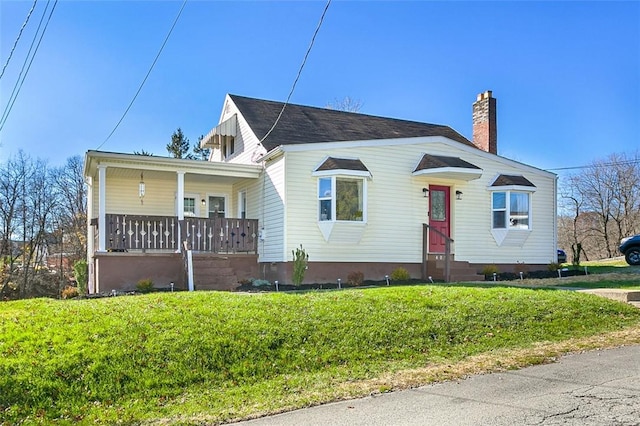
left=1, top=1, right=638, bottom=176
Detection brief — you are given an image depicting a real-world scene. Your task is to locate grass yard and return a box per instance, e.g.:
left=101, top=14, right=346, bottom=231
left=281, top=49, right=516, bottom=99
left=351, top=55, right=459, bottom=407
left=1, top=285, right=640, bottom=425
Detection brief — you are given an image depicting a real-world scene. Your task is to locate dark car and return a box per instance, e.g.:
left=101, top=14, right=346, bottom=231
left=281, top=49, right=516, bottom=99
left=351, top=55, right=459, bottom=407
left=619, top=234, right=640, bottom=266
left=557, top=249, right=567, bottom=263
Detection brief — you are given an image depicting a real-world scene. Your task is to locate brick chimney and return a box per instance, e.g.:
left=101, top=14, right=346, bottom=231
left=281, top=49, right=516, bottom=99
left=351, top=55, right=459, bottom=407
left=472, top=90, right=497, bottom=154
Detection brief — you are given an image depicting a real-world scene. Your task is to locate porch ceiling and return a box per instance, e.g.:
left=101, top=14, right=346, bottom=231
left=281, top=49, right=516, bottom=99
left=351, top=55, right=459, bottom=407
left=84, top=150, right=262, bottom=180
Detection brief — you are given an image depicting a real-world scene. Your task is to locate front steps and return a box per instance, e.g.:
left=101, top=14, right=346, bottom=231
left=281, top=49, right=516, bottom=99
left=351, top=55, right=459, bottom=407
left=426, top=256, right=484, bottom=282
left=191, top=254, right=239, bottom=291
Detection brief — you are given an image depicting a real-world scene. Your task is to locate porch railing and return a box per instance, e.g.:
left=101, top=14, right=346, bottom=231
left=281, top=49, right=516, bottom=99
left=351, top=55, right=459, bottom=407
left=103, top=214, right=258, bottom=253
left=183, top=217, right=258, bottom=253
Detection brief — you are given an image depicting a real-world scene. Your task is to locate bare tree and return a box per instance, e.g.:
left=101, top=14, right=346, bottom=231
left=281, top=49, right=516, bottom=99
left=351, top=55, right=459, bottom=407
left=52, top=156, right=87, bottom=266
left=559, top=151, right=640, bottom=261
left=326, top=96, right=363, bottom=113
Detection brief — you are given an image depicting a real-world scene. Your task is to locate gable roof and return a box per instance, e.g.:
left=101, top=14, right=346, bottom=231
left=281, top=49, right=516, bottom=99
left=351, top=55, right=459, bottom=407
left=229, top=94, right=474, bottom=152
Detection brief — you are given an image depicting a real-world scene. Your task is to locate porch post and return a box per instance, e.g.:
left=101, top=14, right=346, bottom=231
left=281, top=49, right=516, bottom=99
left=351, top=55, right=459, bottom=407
left=177, top=171, right=185, bottom=219
left=177, top=171, right=185, bottom=251
left=98, top=165, right=107, bottom=252
left=86, top=176, right=95, bottom=294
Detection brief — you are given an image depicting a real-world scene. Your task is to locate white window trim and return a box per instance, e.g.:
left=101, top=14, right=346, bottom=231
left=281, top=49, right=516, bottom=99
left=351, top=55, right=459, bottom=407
left=206, top=193, right=228, bottom=218
left=179, top=192, right=200, bottom=217
left=490, top=190, right=533, bottom=231
left=237, top=191, right=247, bottom=219
left=317, top=175, right=368, bottom=223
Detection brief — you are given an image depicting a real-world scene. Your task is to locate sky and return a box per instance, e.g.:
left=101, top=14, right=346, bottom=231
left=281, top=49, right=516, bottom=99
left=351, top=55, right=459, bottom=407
left=0, top=0, right=639, bottom=177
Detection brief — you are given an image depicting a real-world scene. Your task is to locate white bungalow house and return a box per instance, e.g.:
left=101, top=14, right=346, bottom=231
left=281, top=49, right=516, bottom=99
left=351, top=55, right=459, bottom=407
left=83, top=91, right=558, bottom=293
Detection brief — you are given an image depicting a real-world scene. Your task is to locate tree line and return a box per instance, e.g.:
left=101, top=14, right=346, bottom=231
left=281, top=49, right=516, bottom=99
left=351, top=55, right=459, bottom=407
left=0, top=153, right=86, bottom=299
left=558, top=151, right=640, bottom=264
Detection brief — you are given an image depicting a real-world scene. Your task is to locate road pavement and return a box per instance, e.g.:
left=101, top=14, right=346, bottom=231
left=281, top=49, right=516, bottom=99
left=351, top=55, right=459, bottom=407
left=232, top=344, right=640, bottom=425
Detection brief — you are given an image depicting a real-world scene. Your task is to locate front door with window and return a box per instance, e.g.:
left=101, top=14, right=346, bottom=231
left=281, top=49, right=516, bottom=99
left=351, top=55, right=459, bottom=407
left=428, top=185, right=450, bottom=253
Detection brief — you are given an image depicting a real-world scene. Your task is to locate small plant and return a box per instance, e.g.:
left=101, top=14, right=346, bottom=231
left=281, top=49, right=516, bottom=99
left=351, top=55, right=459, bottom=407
left=347, top=271, right=364, bottom=286
left=136, top=278, right=154, bottom=293
left=547, top=262, right=561, bottom=272
left=390, top=267, right=410, bottom=282
left=251, top=279, right=271, bottom=287
left=481, top=264, right=499, bottom=276
left=73, top=260, right=88, bottom=296
left=61, top=285, right=79, bottom=299
left=292, top=244, right=309, bottom=286
left=514, top=262, right=528, bottom=274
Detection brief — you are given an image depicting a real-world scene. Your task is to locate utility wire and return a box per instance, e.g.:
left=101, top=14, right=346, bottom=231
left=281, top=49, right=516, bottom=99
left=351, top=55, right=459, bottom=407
left=0, top=0, right=38, bottom=81
left=96, top=0, right=188, bottom=150
left=259, top=0, right=332, bottom=144
left=0, top=0, right=57, bottom=133
left=546, top=158, right=640, bottom=172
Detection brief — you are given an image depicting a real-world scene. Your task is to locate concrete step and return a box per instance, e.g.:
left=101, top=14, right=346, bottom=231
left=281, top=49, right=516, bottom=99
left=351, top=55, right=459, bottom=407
left=579, top=289, right=640, bottom=303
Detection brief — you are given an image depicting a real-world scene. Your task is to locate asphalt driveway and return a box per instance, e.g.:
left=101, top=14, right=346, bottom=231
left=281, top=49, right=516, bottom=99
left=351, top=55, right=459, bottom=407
left=232, top=344, right=640, bottom=425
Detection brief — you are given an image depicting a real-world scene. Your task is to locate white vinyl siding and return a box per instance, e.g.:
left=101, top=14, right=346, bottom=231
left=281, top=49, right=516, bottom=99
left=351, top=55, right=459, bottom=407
left=281, top=138, right=556, bottom=265
left=260, top=156, right=286, bottom=262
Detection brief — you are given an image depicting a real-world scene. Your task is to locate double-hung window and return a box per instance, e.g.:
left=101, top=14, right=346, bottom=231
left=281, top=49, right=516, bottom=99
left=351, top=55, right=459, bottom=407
left=318, top=176, right=365, bottom=222
left=492, top=191, right=530, bottom=229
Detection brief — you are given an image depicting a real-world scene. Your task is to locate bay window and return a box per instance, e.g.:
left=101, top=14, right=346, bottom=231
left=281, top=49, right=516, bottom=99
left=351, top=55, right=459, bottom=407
left=492, top=191, right=530, bottom=230
left=318, top=176, right=365, bottom=222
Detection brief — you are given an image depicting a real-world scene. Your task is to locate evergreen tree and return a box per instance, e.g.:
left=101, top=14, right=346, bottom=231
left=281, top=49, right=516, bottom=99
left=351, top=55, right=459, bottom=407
left=192, top=135, right=211, bottom=160
left=166, top=128, right=191, bottom=159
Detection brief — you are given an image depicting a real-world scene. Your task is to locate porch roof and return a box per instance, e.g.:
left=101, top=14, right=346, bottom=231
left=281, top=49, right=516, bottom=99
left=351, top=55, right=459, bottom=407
left=83, top=150, right=262, bottom=179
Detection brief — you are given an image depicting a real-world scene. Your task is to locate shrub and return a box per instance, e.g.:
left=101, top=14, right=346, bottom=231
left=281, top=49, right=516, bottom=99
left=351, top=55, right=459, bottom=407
left=390, top=267, right=410, bottom=282
left=291, top=244, right=309, bottom=286
left=481, top=264, right=499, bottom=276
left=136, top=278, right=154, bottom=293
left=251, top=279, right=271, bottom=287
left=61, top=285, right=79, bottom=299
left=347, top=271, right=364, bottom=286
left=514, top=262, right=528, bottom=274
left=73, top=260, right=88, bottom=296
left=547, top=262, right=561, bottom=272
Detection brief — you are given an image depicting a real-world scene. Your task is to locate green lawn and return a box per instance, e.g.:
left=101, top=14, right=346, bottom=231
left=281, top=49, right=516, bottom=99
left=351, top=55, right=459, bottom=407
left=2, top=286, right=640, bottom=424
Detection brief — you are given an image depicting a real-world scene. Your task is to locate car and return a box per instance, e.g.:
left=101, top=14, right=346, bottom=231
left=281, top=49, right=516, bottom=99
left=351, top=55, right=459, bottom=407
left=557, top=249, right=567, bottom=263
left=619, top=234, right=640, bottom=266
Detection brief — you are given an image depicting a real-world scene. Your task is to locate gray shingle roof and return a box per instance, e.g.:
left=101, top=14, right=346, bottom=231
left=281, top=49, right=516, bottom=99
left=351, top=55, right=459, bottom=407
left=491, top=174, right=536, bottom=187
left=413, top=154, right=481, bottom=172
left=316, top=157, right=370, bottom=172
left=229, top=94, right=474, bottom=152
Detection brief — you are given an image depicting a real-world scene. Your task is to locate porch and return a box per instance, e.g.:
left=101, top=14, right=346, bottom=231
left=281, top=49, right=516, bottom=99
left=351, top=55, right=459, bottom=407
left=89, top=215, right=259, bottom=293
left=98, top=214, right=259, bottom=253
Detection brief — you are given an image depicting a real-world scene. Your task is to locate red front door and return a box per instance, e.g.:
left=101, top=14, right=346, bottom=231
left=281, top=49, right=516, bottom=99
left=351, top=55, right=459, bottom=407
left=428, top=185, right=451, bottom=253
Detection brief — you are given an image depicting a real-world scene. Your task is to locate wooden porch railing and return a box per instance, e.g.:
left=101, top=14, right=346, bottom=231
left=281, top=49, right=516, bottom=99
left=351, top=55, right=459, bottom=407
left=423, top=223, right=454, bottom=282
left=102, top=214, right=258, bottom=254
left=183, top=217, right=258, bottom=253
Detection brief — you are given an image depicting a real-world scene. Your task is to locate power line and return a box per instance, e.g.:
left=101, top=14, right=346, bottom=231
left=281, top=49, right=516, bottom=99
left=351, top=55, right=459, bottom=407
left=0, top=0, right=57, bottom=133
left=96, top=0, right=188, bottom=151
left=546, top=158, right=640, bottom=172
left=0, top=0, right=38, bottom=81
left=259, top=0, right=332, bottom=144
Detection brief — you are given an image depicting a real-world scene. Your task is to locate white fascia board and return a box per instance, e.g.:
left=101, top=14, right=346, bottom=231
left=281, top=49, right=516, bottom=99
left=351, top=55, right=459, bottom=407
left=487, top=185, right=538, bottom=192
left=84, top=150, right=262, bottom=178
left=311, top=169, right=372, bottom=178
left=412, top=167, right=482, bottom=181
left=260, top=135, right=556, bottom=180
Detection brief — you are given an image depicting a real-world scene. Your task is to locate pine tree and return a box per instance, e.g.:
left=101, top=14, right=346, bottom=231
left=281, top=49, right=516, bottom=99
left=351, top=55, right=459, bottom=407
left=166, top=128, right=191, bottom=159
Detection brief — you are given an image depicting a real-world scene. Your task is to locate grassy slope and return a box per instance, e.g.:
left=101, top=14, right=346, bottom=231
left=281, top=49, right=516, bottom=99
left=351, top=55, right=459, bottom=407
left=1, top=285, right=640, bottom=424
